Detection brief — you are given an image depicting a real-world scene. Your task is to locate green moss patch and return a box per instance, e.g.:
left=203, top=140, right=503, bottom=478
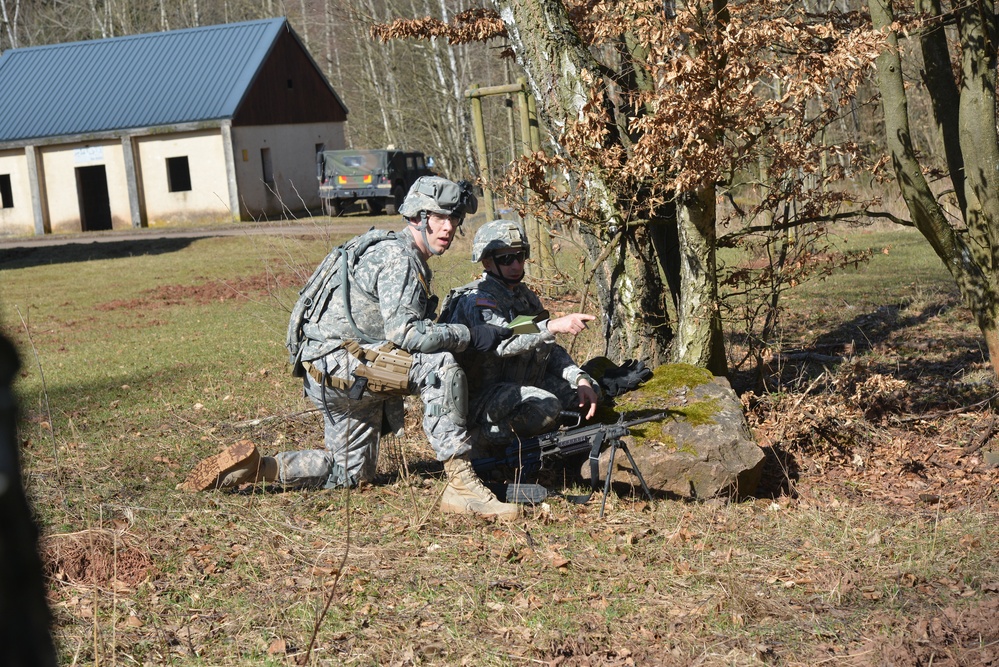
left=615, top=363, right=715, bottom=413
left=672, top=398, right=721, bottom=426
left=644, top=363, right=714, bottom=392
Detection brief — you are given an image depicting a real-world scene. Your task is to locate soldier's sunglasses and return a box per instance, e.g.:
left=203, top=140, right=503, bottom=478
left=494, top=251, right=526, bottom=266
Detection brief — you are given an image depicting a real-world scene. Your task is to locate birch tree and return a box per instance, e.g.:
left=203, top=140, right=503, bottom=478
left=0, top=0, right=20, bottom=50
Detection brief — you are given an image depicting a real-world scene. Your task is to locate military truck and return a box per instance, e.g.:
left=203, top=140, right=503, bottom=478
left=317, top=149, right=434, bottom=216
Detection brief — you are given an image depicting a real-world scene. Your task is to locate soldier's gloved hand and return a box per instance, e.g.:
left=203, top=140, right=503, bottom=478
left=469, top=324, right=513, bottom=352
left=600, top=359, right=653, bottom=396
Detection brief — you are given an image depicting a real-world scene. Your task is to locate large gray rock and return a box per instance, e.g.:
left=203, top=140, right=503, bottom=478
left=582, top=365, right=764, bottom=500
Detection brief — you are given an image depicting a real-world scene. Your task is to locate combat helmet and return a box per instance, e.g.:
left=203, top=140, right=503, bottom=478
left=399, top=176, right=477, bottom=220
left=472, top=219, right=531, bottom=262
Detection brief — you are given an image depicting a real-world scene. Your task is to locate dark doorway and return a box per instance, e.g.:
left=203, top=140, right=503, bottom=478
left=75, top=165, right=112, bottom=231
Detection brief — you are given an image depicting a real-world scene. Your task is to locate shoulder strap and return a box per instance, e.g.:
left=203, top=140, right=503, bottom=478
left=342, top=229, right=397, bottom=304
left=437, top=279, right=481, bottom=324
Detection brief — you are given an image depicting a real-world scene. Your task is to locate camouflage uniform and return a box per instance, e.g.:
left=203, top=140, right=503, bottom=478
left=279, top=229, right=473, bottom=488
left=443, top=271, right=595, bottom=449
left=184, top=178, right=520, bottom=520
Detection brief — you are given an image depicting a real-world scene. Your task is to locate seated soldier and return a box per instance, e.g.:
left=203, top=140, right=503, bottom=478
left=440, top=219, right=600, bottom=454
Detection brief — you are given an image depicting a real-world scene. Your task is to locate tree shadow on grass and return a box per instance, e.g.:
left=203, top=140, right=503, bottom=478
left=809, top=302, right=949, bottom=353
left=729, top=298, right=988, bottom=403
left=0, top=237, right=199, bottom=270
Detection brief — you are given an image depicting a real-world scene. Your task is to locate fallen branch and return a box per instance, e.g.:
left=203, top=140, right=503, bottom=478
left=898, top=392, right=999, bottom=423
left=229, top=407, right=320, bottom=428
left=962, top=413, right=997, bottom=456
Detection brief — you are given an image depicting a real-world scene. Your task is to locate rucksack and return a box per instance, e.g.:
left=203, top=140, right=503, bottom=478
left=436, top=281, right=478, bottom=326
left=286, top=229, right=397, bottom=376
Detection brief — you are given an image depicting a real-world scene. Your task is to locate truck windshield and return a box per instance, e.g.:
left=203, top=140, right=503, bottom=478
left=325, top=151, right=390, bottom=176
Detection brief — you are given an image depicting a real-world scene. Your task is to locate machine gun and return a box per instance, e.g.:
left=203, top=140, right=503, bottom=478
left=471, top=411, right=667, bottom=517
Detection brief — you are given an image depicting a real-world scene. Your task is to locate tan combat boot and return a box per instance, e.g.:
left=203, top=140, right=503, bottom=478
left=440, top=454, right=520, bottom=521
left=179, top=440, right=278, bottom=491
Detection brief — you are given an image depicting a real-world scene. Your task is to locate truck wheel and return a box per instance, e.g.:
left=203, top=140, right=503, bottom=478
left=324, top=199, right=343, bottom=216
left=386, top=186, right=405, bottom=216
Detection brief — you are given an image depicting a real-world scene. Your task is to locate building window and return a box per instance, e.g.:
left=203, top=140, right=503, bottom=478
left=261, top=148, right=274, bottom=184
left=0, top=175, right=12, bottom=208
left=166, top=156, right=192, bottom=192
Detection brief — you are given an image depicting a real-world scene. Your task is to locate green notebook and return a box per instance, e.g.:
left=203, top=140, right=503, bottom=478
left=508, top=314, right=541, bottom=334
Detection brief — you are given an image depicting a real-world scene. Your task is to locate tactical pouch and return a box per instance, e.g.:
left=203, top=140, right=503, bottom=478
left=303, top=361, right=351, bottom=391
left=343, top=341, right=412, bottom=395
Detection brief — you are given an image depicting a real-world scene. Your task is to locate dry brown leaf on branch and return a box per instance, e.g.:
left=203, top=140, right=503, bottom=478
left=370, top=9, right=505, bottom=45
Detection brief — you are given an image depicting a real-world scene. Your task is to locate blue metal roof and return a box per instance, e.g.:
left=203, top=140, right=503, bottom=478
left=0, top=18, right=288, bottom=143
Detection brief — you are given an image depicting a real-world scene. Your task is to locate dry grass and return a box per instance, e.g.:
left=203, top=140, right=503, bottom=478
left=1, top=220, right=997, bottom=666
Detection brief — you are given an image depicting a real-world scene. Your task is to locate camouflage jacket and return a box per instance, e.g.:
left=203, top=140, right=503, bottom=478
left=299, top=228, right=470, bottom=361
left=441, top=272, right=590, bottom=396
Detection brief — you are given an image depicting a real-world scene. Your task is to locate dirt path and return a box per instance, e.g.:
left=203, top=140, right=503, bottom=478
left=0, top=215, right=396, bottom=249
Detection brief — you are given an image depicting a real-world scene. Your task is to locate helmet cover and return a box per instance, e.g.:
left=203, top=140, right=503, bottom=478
left=399, top=176, right=478, bottom=220
left=471, top=219, right=531, bottom=262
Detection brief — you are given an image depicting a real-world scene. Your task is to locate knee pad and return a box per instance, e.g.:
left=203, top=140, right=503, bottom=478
left=509, top=397, right=561, bottom=436
left=437, top=362, right=468, bottom=427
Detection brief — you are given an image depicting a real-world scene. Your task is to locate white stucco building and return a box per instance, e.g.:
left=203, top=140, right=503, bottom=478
left=0, top=18, right=348, bottom=236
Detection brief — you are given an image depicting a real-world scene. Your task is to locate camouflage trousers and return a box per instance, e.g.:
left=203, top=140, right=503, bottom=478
left=274, top=345, right=471, bottom=488
left=468, top=373, right=579, bottom=456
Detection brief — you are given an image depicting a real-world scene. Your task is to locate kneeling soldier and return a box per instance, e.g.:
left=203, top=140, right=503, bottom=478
left=181, top=177, right=519, bottom=521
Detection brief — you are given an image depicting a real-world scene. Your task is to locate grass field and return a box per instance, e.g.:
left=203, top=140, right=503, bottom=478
left=1, top=220, right=996, bottom=666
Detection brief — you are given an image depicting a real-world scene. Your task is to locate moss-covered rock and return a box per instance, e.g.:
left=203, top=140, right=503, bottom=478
left=582, top=364, right=764, bottom=500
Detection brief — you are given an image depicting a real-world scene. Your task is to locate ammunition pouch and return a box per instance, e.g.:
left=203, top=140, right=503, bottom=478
left=343, top=341, right=412, bottom=395
left=303, top=341, right=413, bottom=397
left=303, top=361, right=351, bottom=391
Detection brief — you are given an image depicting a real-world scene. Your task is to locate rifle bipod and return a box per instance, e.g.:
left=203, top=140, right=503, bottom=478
left=595, top=436, right=654, bottom=518
left=473, top=410, right=667, bottom=516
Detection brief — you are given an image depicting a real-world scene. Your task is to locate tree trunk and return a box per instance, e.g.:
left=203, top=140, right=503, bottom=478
left=676, top=186, right=727, bottom=375
left=870, top=0, right=999, bottom=378
left=1, top=0, right=21, bottom=49
left=917, top=0, right=967, bottom=217
left=358, top=0, right=399, bottom=147
left=579, top=223, right=673, bottom=364
left=435, top=0, right=477, bottom=176
left=494, top=0, right=724, bottom=370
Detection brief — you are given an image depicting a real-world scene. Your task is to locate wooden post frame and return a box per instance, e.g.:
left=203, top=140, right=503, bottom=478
left=467, top=85, right=496, bottom=221
left=465, top=80, right=555, bottom=279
